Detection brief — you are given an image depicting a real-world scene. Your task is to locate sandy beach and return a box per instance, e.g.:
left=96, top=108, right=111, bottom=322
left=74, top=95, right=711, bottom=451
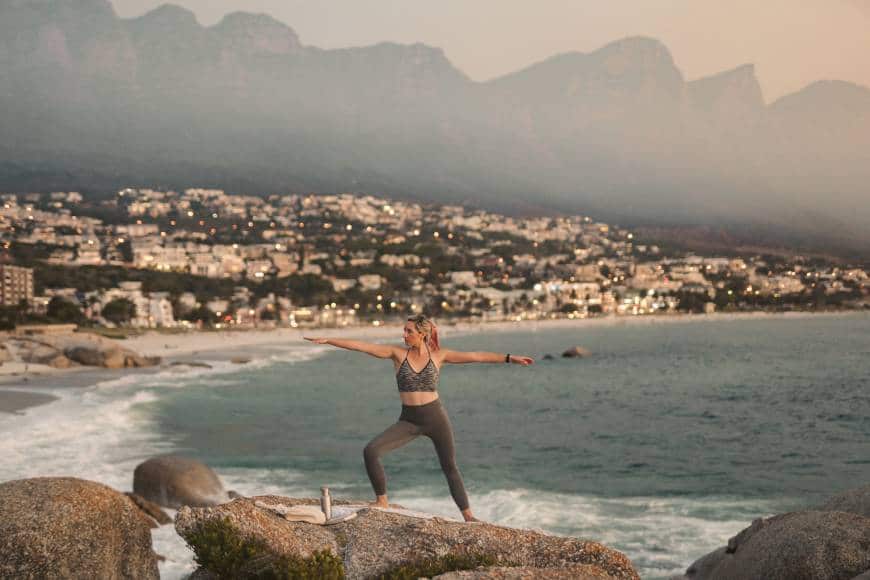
left=0, top=390, right=59, bottom=414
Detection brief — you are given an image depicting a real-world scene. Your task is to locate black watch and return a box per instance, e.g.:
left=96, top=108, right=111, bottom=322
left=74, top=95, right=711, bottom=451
left=505, top=353, right=511, bottom=363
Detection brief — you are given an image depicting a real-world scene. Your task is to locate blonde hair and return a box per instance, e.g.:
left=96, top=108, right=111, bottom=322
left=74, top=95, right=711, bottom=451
left=407, top=314, right=440, bottom=351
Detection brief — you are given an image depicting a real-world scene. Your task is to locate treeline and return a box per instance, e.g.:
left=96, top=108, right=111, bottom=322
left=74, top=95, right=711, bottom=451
left=34, top=264, right=238, bottom=299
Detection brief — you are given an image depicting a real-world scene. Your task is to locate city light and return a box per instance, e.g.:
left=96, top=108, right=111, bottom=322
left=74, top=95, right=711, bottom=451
left=3, top=188, right=860, bottom=333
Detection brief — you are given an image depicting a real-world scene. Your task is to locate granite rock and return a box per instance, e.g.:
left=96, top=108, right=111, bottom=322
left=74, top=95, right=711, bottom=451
left=175, top=495, right=640, bottom=579
left=134, top=454, right=229, bottom=509
left=0, top=477, right=159, bottom=579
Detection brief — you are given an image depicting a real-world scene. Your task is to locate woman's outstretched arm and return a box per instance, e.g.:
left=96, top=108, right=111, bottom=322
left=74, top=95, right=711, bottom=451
left=303, top=336, right=398, bottom=360
left=442, top=350, right=534, bottom=366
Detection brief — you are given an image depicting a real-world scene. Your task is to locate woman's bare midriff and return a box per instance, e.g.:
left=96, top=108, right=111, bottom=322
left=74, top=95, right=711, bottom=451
left=399, top=391, right=440, bottom=406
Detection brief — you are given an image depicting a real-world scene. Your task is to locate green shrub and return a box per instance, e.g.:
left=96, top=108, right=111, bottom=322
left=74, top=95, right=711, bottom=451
left=183, top=517, right=345, bottom=579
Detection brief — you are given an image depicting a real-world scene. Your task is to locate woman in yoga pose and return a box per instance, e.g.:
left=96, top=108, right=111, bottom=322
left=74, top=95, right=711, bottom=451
left=304, top=314, right=534, bottom=522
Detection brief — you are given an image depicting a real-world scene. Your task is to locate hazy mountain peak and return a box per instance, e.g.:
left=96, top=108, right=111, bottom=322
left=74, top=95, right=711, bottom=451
left=795, top=79, right=870, bottom=99
left=346, top=41, right=447, bottom=59
left=364, top=41, right=453, bottom=63
left=129, top=3, right=200, bottom=29
left=711, top=62, right=757, bottom=80
left=688, top=63, right=764, bottom=112
left=592, top=36, right=675, bottom=64
left=772, top=79, right=870, bottom=114
left=331, top=41, right=469, bottom=84
left=488, top=35, right=683, bottom=104
left=210, top=11, right=302, bottom=54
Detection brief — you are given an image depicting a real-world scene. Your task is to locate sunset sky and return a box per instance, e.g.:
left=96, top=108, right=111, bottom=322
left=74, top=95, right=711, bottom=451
left=110, top=0, right=870, bottom=102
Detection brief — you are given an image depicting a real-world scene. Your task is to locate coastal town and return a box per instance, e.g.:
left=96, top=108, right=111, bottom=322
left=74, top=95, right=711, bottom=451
left=1, top=188, right=867, bottom=330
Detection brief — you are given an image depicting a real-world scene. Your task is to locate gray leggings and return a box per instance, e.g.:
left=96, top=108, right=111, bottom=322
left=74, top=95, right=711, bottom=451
left=363, top=398, right=470, bottom=511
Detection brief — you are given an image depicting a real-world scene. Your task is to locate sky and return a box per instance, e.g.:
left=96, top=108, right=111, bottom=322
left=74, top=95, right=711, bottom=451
left=112, top=0, right=870, bottom=103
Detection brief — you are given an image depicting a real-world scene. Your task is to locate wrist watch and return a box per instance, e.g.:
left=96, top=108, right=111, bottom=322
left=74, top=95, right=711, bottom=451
left=505, top=353, right=511, bottom=363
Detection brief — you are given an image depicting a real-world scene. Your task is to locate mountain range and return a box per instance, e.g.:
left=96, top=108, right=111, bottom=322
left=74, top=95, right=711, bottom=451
left=2, top=0, right=869, bottom=257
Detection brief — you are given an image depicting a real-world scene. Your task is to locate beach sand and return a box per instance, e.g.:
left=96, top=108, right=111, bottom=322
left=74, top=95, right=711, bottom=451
left=0, top=362, right=93, bottom=385
left=0, top=389, right=59, bottom=414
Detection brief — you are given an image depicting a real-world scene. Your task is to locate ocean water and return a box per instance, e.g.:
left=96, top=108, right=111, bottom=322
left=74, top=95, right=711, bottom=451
left=2, top=312, right=868, bottom=579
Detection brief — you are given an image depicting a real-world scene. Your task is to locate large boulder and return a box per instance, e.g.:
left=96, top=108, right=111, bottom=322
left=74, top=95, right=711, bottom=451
left=47, top=354, right=74, bottom=368
left=175, top=495, right=640, bottom=579
left=17, top=343, right=63, bottom=365
left=124, top=353, right=162, bottom=368
left=133, top=454, right=229, bottom=509
left=0, top=477, right=159, bottom=579
left=680, top=511, right=870, bottom=580
left=102, top=346, right=127, bottom=369
left=681, top=547, right=727, bottom=579
left=64, top=345, right=114, bottom=366
left=817, top=483, right=870, bottom=517
left=64, top=345, right=160, bottom=369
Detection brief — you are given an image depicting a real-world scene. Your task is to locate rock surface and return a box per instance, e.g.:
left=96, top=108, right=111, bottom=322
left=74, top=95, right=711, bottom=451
left=818, top=483, right=870, bottom=517
left=65, top=345, right=160, bottom=368
left=17, top=343, right=63, bottom=365
left=133, top=454, right=229, bottom=509
left=170, top=360, right=214, bottom=369
left=1, top=332, right=160, bottom=369
left=681, top=547, right=726, bottom=579
left=562, top=346, right=592, bottom=358
left=0, top=477, right=159, bottom=579
left=175, top=495, right=640, bottom=579
left=435, top=565, right=619, bottom=578
left=681, top=510, right=870, bottom=579
left=125, top=491, right=173, bottom=526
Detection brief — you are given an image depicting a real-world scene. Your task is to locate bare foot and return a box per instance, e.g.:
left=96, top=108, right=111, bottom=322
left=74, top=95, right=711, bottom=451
left=460, top=507, right=481, bottom=522
left=368, top=498, right=390, bottom=509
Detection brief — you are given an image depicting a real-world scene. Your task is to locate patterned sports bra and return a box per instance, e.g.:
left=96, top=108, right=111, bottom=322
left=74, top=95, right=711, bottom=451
left=396, top=343, right=440, bottom=393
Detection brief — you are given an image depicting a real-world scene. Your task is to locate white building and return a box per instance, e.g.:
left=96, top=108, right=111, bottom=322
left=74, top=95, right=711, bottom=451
left=358, top=274, right=384, bottom=291
left=449, top=271, right=478, bottom=287
left=331, top=278, right=357, bottom=292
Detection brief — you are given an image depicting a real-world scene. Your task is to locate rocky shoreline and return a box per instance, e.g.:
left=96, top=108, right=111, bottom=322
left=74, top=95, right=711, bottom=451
left=0, top=330, right=167, bottom=413
left=0, top=329, right=161, bottom=371
left=0, top=455, right=641, bottom=579
left=2, top=454, right=870, bottom=579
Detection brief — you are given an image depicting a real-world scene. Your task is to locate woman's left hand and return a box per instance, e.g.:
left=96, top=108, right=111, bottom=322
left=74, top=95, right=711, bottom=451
left=510, top=355, right=535, bottom=366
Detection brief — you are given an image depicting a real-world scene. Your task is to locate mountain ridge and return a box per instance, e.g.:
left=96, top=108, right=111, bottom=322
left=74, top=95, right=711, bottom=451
left=1, top=1, right=868, bottom=257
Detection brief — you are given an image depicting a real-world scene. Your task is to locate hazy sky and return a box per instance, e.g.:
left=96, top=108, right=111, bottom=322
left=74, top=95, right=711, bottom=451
left=111, top=0, right=870, bottom=102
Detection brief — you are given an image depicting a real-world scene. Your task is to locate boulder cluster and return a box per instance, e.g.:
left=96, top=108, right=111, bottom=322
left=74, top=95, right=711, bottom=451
left=1, top=454, right=640, bottom=579
left=3, top=452, right=870, bottom=579
left=0, top=332, right=160, bottom=369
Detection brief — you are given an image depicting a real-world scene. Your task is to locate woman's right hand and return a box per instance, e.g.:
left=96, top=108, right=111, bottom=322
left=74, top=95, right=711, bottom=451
left=304, top=337, right=329, bottom=344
